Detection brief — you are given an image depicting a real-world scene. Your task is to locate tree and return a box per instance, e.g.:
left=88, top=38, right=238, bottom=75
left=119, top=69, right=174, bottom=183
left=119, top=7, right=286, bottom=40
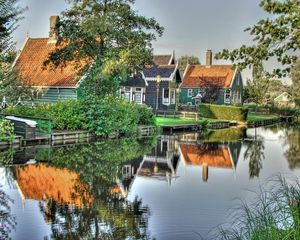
left=290, top=58, right=300, bottom=100
left=46, top=0, right=164, bottom=99
left=216, top=0, right=300, bottom=77
left=0, top=0, right=31, bottom=103
left=245, top=62, right=270, bottom=108
left=0, top=0, right=25, bottom=60
left=177, top=55, right=200, bottom=73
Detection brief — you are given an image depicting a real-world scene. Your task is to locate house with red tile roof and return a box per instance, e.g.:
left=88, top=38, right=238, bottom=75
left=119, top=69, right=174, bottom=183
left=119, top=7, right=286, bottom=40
left=180, top=50, right=243, bottom=106
left=13, top=16, right=86, bottom=103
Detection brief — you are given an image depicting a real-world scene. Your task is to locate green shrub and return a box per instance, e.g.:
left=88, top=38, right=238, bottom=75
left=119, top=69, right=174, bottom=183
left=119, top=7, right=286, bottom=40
left=0, top=119, right=15, bottom=142
left=84, top=98, right=155, bottom=137
left=199, top=104, right=248, bottom=121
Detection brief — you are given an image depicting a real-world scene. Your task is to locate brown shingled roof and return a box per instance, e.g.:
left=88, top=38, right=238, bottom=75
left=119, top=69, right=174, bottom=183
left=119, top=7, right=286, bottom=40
left=181, top=65, right=236, bottom=88
left=153, top=54, right=172, bottom=65
left=15, top=38, right=82, bottom=87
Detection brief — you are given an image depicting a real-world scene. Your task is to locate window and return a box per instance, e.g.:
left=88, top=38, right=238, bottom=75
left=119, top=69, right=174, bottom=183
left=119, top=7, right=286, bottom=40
left=124, top=87, right=131, bottom=102
left=122, top=165, right=132, bottom=178
left=171, top=89, right=175, bottom=104
left=163, top=88, right=170, bottom=104
left=135, top=88, right=142, bottom=104
left=162, top=141, right=168, bottom=152
left=188, top=89, right=193, bottom=97
left=224, top=89, right=231, bottom=103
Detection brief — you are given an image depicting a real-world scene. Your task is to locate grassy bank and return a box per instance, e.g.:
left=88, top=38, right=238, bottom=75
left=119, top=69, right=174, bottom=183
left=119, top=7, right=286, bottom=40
left=155, top=117, right=217, bottom=126
left=247, top=113, right=279, bottom=121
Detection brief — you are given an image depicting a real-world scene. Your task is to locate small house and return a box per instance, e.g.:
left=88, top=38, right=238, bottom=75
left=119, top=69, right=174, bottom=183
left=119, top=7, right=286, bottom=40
left=180, top=50, right=243, bottom=106
left=273, top=92, right=296, bottom=109
left=120, top=52, right=182, bottom=110
left=14, top=16, right=83, bottom=103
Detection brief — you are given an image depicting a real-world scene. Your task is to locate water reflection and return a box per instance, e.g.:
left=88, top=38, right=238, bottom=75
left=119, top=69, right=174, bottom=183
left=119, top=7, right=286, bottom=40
left=0, top=126, right=300, bottom=239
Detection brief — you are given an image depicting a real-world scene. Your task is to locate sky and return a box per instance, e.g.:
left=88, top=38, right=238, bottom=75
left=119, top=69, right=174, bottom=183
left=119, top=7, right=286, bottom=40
left=13, top=0, right=271, bottom=80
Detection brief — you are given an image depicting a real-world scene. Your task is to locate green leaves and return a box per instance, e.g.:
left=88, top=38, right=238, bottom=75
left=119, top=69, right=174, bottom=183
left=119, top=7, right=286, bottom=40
left=216, top=0, right=300, bottom=77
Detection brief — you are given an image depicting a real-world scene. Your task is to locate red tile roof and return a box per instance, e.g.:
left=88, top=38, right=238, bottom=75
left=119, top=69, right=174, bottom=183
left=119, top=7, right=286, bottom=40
left=15, top=38, right=82, bottom=87
left=181, top=65, right=236, bottom=88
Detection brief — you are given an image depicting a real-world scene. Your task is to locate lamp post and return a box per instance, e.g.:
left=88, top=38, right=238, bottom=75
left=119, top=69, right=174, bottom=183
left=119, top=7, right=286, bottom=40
left=156, top=75, right=161, bottom=112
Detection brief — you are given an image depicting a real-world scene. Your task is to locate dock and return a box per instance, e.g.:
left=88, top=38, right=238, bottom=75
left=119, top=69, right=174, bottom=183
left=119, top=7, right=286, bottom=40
left=161, top=124, right=201, bottom=134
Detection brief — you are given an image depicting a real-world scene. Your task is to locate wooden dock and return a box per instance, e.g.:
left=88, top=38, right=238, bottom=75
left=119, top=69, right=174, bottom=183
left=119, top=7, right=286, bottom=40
left=161, top=124, right=201, bottom=134
left=138, top=125, right=157, bottom=137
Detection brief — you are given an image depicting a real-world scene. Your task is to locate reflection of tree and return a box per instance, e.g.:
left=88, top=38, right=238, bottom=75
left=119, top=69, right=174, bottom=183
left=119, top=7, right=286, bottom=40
left=244, top=132, right=265, bottom=179
left=0, top=147, right=14, bottom=167
left=38, top=137, right=156, bottom=239
left=0, top=185, right=16, bottom=239
left=282, top=124, right=300, bottom=170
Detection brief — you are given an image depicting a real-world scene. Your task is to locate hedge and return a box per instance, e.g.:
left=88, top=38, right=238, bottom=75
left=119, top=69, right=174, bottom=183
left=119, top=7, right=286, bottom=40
left=199, top=104, right=248, bottom=121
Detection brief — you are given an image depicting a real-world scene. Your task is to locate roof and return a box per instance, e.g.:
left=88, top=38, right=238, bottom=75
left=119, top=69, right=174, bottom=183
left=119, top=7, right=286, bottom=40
left=15, top=164, right=93, bottom=207
left=153, top=54, right=173, bottom=65
left=180, top=143, right=234, bottom=169
left=121, top=75, right=146, bottom=87
left=181, top=65, right=236, bottom=88
left=14, top=38, right=83, bottom=87
left=143, top=65, right=177, bottom=79
left=274, top=92, right=292, bottom=102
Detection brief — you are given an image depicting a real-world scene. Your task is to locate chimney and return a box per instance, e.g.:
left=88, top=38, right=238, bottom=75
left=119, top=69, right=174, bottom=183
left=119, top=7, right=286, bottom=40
left=206, top=49, right=212, bottom=66
left=48, top=16, right=59, bottom=44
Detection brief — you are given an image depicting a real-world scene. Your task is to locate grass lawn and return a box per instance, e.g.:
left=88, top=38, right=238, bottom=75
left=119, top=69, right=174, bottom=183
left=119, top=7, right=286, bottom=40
left=155, top=117, right=214, bottom=126
left=247, top=113, right=279, bottom=121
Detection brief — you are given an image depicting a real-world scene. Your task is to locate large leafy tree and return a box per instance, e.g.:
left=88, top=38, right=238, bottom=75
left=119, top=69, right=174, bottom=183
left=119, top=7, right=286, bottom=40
left=216, top=0, right=300, bottom=77
left=46, top=0, right=164, bottom=98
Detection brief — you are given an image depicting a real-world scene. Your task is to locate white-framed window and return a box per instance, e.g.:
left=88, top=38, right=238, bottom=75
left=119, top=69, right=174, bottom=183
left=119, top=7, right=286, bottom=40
left=122, top=165, right=132, bottom=178
left=124, top=87, right=131, bottom=102
left=163, top=88, right=170, bottom=104
left=224, top=89, right=231, bottom=104
left=171, top=89, right=175, bottom=104
left=135, top=87, right=142, bottom=104
left=188, top=89, right=193, bottom=97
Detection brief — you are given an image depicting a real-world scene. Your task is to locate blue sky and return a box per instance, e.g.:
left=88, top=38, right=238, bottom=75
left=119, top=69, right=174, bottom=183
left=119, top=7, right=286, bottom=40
left=13, top=0, right=270, bottom=79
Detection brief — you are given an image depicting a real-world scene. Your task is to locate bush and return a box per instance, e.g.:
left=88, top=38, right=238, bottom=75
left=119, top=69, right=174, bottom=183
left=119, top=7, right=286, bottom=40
left=84, top=98, right=155, bottom=137
left=199, top=104, right=248, bottom=121
left=2, top=100, right=88, bottom=130
left=0, top=119, right=15, bottom=142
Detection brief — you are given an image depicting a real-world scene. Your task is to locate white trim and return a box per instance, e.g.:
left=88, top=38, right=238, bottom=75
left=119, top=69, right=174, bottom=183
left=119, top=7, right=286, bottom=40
left=31, top=86, right=76, bottom=89
left=224, top=89, right=231, bottom=104
left=188, top=89, right=193, bottom=98
left=11, top=37, right=29, bottom=69
left=169, top=51, right=175, bottom=65
left=141, top=71, right=149, bottom=86
left=183, top=64, right=190, bottom=79
left=230, top=67, right=238, bottom=88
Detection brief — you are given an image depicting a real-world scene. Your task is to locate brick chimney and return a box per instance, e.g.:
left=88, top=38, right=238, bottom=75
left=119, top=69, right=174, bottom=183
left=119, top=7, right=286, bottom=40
left=48, top=16, right=59, bottom=44
left=206, top=49, right=212, bottom=66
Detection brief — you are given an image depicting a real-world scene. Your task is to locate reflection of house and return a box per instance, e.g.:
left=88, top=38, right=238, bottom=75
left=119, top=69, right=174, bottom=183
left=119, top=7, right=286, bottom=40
left=120, top=53, right=182, bottom=110
left=180, top=50, right=243, bottom=105
left=15, top=164, right=92, bottom=207
left=136, top=136, right=180, bottom=183
left=179, top=142, right=241, bottom=182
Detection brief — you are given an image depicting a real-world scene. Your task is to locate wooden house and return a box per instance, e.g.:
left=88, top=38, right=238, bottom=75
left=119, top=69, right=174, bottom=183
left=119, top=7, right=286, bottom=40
left=13, top=16, right=85, bottom=103
left=180, top=50, right=243, bottom=106
left=273, top=92, right=296, bottom=108
left=120, top=52, right=182, bottom=110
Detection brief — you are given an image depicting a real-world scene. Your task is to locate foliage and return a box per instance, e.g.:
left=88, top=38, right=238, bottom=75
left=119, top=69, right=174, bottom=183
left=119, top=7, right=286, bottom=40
left=84, top=98, right=147, bottom=137
left=135, top=104, right=155, bottom=125
left=0, top=185, right=16, bottom=240
left=177, top=55, right=200, bottom=73
left=218, top=176, right=300, bottom=240
left=199, top=104, right=249, bottom=121
left=290, top=58, right=300, bottom=100
left=0, top=119, right=14, bottom=142
left=0, top=0, right=25, bottom=59
left=3, top=100, right=88, bottom=131
left=46, top=0, right=164, bottom=98
left=245, top=62, right=270, bottom=107
left=216, top=0, right=300, bottom=77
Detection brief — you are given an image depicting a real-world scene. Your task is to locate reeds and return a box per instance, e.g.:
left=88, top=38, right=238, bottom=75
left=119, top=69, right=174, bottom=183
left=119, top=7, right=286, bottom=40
left=216, top=176, right=300, bottom=240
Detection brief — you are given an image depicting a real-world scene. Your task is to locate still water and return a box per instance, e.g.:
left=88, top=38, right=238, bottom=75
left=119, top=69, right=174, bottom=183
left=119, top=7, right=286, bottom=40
left=0, top=124, right=300, bottom=240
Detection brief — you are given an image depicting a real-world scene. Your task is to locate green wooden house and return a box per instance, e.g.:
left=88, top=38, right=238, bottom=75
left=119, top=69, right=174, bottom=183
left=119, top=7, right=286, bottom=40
left=180, top=50, right=243, bottom=106
left=13, top=16, right=81, bottom=103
